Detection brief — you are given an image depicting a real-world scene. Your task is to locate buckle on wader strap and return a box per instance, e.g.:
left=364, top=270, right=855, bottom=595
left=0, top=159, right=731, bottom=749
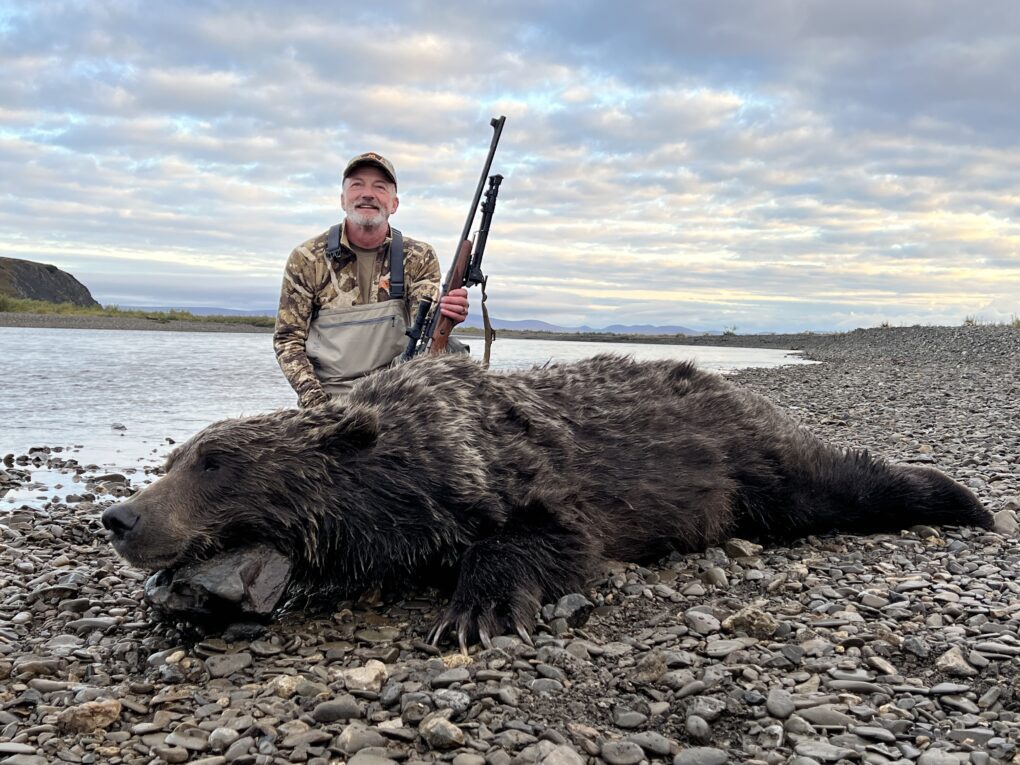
left=325, top=224, right=404, bottom=301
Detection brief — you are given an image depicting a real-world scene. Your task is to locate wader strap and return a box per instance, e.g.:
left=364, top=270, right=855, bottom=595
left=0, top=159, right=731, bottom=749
left=325, top=224, right=342, bottom=258
left=325, top=222, right=403, bottom=300
left=389, top=227, right=404, bottom=300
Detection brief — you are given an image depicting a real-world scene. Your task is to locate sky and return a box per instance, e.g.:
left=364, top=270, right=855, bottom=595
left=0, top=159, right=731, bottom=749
left=1, top=1, right=1018, bottom=332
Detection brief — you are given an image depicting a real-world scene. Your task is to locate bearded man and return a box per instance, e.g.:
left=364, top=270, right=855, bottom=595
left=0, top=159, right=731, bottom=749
left=274, top=153, right=470, bottom=407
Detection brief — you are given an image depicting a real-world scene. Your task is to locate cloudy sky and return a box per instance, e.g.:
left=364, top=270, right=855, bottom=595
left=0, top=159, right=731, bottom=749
left=1, top=1, right=1018, bottom=332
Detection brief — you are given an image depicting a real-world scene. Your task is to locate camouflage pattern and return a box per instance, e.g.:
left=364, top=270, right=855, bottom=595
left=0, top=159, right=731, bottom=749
left=274, top=222, right=441, bottom=407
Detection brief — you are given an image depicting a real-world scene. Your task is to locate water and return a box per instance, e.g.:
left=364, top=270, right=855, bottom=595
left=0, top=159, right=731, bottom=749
left=1, top=327, right=812, bottom=505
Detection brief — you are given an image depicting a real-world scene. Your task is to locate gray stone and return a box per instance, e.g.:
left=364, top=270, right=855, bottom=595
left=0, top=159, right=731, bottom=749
left=935, top=646, right=978, bottom=677
left=687, top=696, right=726, bottom=722
left=992, top=508, right=1018, bottom=536
left=313, top=694, right=364, bottom=722
left=673, top=747, right=728, bottom=765
left=144, top=544, right=291, bottom=620
left=337, top=724, right=388, bottom=755
left=626, top=732, right=673, bottom=757
left=205, top=652, right=252, bottom=678
left=613, top=707, right=648, bottom=728
left=704, top=638, right=756, bottom=657
left=165, top=725, right=210, bottom=751
left=685, top=716, right=712, bottom=743
left=208, top=727, right=240, bottom=751
left=349, top=753, right=400, bottom=765
left=433, top=689, right=472, bottom=715
left=793, top=741, right=857, bottom=762
left=917, top=750, right=965, bottom=765
left=797, top=705, right=853, bottom=728
left=0, top=757, right=50, bottom=765
left=553, top=593, right=595, bottom=627
left=684, top=609, right=721, bottom=635
left=432, top=667, right=470, bottom=687
left=601, top=741, right=645, bottom=765
left=419, top=713, right=465, bottom=749
left=723, top=538, right=763, bottom=558
left=0, top=745, right=38, bottom=755
left=766, top=688, right=795, bottom=719
left=541, top=745, right=586, bottom=765
left=851, top=726, right=895, bottom=743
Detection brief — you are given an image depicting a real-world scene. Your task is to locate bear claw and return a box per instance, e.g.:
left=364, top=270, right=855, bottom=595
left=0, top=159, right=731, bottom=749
left=516, top=624, right=533, bottom=646
left=427, top=619, right=451, bottom=647
left=478, top=627, right=493, bottom=650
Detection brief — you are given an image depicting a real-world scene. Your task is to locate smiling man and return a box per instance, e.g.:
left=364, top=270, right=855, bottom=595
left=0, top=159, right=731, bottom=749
left=274, top=152, right=470, bottom=407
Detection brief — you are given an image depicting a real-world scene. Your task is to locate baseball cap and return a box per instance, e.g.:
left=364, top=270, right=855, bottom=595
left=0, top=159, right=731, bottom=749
left=343, top=152, right=397, bottom=189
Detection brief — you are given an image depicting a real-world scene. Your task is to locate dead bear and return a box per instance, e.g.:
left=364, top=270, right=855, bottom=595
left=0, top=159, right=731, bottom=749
left=103, top=353, right=992, bottom=647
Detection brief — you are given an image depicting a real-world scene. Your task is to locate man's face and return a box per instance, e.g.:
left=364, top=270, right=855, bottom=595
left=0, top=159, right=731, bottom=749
left=341, top=167, right=399, bottom=228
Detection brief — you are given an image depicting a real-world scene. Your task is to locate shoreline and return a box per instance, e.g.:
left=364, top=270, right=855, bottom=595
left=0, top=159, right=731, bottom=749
left=2, top=324, right=1019, bottom=763
left=5, top=311, right=1016, bottom=357
left=0, top=311, right=273, bottom=333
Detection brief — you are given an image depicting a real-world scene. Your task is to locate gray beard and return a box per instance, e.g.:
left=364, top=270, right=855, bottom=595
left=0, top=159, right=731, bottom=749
left=345, top=204, right=388, bottom=229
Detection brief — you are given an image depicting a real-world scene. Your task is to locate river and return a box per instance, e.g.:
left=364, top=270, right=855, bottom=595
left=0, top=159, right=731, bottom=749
left=1, top=327, right=812, bottom=507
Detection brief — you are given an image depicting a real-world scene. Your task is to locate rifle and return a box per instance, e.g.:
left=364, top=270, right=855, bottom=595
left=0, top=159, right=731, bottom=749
left=401, top=116, right=506, bottom=361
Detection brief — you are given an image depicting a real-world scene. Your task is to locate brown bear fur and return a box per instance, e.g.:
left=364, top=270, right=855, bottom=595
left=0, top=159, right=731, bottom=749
left=103, top=354, right=992, bottom=644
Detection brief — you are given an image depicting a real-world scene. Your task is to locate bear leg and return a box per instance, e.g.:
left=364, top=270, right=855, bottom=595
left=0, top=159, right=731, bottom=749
left=430, top=499, right=592, bottom=652
left=737, top=450, right=992, bottom=540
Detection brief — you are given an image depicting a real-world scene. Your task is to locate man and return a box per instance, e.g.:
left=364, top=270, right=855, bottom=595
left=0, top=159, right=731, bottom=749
left=274, top=152, right=469, bottom=407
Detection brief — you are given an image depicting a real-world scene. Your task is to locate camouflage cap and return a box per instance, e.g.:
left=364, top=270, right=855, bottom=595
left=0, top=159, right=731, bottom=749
left=343, top=152, right=397, bottom=189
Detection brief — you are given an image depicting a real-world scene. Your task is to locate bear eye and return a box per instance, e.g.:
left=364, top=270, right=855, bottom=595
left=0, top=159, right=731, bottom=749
left=201, top=456, right=220, bottom=473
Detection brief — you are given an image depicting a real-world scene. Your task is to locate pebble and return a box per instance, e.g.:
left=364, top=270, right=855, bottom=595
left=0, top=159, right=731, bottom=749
left=766, top=688, right=795, bottom=718
left=204, top=652, right=252, bottom=678
left=601, top=741, right=645, bottom=765
left=419, top=713, right=465, bottom=749
left=3, top=325, right=1017, bottom=765
left=673, top=747, right=728, bottom=765
left=313, top=694, right=364, bottom=722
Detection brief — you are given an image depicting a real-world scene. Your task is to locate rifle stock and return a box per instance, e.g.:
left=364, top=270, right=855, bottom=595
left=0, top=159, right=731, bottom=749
left=428, top=239, right=473, bottom=354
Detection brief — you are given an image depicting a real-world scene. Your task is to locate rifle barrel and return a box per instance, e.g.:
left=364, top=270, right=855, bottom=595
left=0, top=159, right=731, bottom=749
left=458, top=117, right=506, bottom=246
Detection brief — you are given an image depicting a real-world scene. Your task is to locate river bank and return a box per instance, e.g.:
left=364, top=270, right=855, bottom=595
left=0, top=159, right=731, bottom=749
left=3, top=309, right=1013, bottom=355
left=1, top=325, right=1018, bottom=765
left=0, top=312, right=272, bottom=333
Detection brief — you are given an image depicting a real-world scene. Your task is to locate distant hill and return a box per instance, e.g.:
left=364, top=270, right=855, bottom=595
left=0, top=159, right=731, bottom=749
left=127, top=306, right=712, bottom=335
left=0, top=257, right=100, bottom=307
left=460, top=315, right=712, bottom=336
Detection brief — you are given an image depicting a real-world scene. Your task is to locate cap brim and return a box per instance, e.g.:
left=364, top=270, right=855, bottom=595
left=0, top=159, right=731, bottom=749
left=344, top=160, right=396, bottom=187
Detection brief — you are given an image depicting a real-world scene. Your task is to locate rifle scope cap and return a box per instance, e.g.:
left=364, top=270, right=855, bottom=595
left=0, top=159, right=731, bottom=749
left=343, top=152, right=397, bottom=189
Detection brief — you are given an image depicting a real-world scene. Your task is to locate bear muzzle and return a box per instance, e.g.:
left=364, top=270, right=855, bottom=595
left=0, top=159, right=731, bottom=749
left=102, top=500, right=168, bottom=567
left=102, top=502, right=140, bottom=539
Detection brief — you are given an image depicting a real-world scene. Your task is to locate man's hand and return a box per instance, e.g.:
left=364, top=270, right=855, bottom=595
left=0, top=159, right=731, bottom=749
left=439, top=288, right=470, bottom=324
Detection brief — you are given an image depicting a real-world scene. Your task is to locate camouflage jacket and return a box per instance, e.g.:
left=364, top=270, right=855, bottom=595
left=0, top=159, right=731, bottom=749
left=274, top=222, right=441, bottom=407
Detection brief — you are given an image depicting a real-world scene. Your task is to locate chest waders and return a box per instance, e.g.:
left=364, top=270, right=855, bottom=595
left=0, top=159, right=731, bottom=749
left=305, top=227, right=409, bottom=396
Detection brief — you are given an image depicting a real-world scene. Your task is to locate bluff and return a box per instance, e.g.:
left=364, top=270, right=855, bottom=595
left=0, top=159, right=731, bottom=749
left=0, top=257, right=100, bottom=308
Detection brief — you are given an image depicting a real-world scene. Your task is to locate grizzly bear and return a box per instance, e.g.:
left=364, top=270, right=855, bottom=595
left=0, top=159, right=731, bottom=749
left=103, top=354, right=992, bottom=648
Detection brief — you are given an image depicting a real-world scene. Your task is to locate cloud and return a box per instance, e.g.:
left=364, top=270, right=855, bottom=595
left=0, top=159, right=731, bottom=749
left=0, top=1, right=1017, bottom=331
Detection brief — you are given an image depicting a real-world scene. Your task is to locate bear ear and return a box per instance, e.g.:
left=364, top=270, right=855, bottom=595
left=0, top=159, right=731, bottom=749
left=313, top=404, right=380, bottom=451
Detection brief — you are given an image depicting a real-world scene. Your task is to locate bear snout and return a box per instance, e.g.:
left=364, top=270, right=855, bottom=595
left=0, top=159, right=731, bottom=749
left=102, top=502, right=141, bottom=539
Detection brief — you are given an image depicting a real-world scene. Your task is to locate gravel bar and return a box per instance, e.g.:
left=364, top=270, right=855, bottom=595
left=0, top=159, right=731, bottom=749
left=1, top=324, right=1018, bottom=765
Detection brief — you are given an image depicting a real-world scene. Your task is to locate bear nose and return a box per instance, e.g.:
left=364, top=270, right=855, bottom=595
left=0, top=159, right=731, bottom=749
left=102, top=503, right=140, bottom=538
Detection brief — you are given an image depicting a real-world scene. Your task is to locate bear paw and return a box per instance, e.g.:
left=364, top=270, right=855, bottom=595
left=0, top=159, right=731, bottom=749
left=428, top=587, right=540, bottom=654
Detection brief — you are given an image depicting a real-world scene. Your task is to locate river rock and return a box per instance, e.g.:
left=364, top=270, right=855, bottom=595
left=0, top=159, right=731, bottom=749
left=56, top=698, right=122, bottom=732
left=143, top=544, right=291, bottom=621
